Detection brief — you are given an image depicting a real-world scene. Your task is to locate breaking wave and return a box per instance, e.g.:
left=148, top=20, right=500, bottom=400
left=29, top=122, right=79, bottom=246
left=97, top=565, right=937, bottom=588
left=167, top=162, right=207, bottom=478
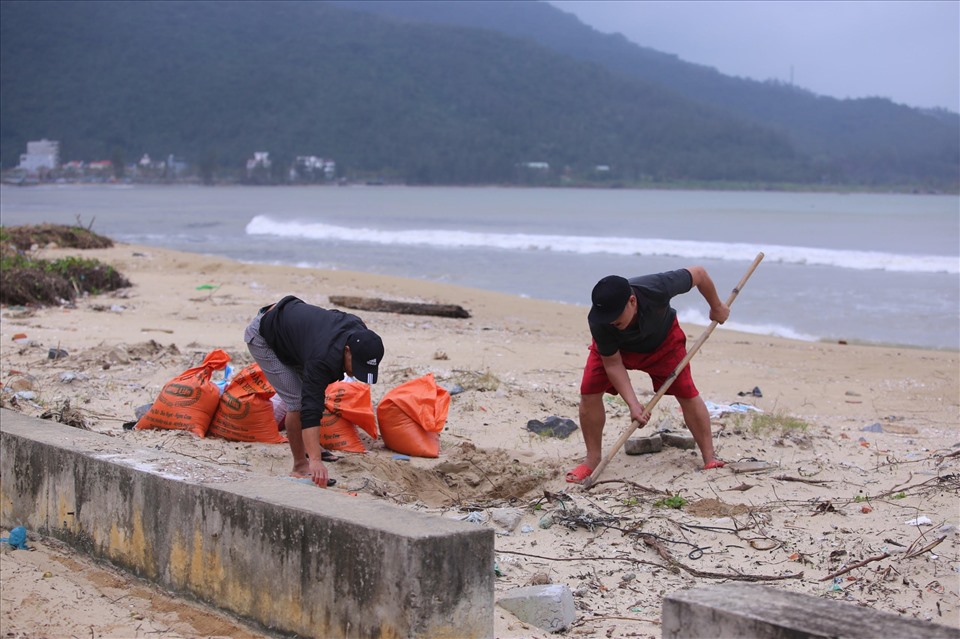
left=246, top=215, right=958, bottom=274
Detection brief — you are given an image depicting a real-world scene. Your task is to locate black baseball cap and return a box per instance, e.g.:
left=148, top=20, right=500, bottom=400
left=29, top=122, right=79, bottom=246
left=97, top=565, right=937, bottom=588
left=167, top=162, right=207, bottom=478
left=348, top=329, right=384, bottom=384
left=588, top=275, right=632, bottom=325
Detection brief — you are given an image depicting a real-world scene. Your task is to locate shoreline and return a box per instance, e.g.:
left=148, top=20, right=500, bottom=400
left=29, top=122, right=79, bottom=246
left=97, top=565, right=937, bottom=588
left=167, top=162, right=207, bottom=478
left=3, top=179, right=957, bottom=196
left=1, top=242, right=958, bottom=637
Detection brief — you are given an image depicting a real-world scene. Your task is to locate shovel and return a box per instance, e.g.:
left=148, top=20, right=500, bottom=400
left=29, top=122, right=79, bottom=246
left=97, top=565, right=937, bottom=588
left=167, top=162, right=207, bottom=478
left=581, top=252, right=765, bottom=488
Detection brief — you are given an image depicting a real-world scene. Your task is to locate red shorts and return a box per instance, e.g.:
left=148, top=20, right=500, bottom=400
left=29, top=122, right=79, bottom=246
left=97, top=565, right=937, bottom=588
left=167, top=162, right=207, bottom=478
left=580, top=319, right=699, bottom=399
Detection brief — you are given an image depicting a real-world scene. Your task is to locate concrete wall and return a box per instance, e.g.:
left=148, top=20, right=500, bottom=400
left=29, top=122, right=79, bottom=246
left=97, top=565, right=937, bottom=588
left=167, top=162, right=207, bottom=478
left=0, top=409, right=494, bottom=638
left=663, top=582, right=960, bottom=639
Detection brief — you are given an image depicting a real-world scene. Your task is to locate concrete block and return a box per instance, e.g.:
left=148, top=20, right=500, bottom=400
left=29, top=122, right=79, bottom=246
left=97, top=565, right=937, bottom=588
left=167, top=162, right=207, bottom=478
left=660, top=431, right=697, bottom=449
left=663, top=583, right=960, bottom=639
left=624, top=434, right=662, bottom=455
left=497, top=584, right=575, bottom=633
left=0, top=409, right=494, bottom=638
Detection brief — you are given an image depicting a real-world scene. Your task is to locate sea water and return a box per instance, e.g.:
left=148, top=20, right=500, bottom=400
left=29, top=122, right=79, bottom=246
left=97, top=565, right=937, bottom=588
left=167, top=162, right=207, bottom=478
left=1, top=184, right=957, bottom=350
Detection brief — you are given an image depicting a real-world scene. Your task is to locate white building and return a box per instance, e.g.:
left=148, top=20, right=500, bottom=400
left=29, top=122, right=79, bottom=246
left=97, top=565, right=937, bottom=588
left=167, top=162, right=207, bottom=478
left=18, top=139, right=60, bottom=172
left=246, top=152, right=271, bottom=172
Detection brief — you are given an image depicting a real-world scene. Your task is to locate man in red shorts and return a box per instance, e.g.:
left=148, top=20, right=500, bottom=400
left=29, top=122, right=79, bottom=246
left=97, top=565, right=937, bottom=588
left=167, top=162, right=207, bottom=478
left=566, top=267, right=729, bottom=483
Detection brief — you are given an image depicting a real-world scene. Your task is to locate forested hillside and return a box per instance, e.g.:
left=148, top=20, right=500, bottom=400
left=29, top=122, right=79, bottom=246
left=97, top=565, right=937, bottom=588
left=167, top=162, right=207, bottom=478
left=339, top=0, right=959, bottom=190
left=1, top=0, right=955, bottom=189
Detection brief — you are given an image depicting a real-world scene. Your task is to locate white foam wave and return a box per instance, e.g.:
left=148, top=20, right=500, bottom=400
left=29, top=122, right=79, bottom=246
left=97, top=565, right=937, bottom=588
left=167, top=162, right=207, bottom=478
left=677, top=309, right=819, bottom=342
left=245, top=216, right=958, bottom=274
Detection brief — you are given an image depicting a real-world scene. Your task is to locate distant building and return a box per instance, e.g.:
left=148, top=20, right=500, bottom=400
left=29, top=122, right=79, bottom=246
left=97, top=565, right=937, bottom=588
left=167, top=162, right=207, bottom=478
left=246, top=152, right=271, bottom=174
left=520, top=161, right=549, bottom=170
left=292, top=155, right=336, bottom=181
left=18, top=139, right=60, bottom=172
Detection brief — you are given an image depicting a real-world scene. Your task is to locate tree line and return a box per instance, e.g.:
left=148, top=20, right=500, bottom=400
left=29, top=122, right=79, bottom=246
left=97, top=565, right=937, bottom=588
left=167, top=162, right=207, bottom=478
left=1, top=1, right=955, bottom=191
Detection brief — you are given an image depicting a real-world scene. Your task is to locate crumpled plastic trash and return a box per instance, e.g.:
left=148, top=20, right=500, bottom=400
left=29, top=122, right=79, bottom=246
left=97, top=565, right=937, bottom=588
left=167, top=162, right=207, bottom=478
left=213, top=364, right=234, bottom=394
left=460, top=511, right=486, bottom=524
left=904, top=516, right=933, bottom=526
left=1, top=526, right=30, bottom=550
left=705, top=401, right=764, bottom=419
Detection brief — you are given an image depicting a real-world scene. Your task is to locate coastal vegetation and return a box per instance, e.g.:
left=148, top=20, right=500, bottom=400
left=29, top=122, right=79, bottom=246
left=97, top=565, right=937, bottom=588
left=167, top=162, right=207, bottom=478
left=1, top=1, right=956, bottom=191
left=0, top=224, right=130, bottom=306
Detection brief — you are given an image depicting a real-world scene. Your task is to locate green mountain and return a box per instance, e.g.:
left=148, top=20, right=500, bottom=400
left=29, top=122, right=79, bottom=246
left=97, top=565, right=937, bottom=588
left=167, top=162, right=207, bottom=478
left=336, top=0, right=960, bottom=189
left=1, top=0, right=954, bottom=189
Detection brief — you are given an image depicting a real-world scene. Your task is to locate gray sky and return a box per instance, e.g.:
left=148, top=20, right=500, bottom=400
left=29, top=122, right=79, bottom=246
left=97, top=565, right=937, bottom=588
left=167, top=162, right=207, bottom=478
left=548, top=0, right=960, bottom=113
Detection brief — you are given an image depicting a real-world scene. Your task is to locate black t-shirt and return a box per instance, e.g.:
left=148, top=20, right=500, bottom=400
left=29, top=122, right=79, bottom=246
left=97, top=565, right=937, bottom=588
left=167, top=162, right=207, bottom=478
left=258, top=295, right=368, bottom=428
left=589, top=269, right=693, bottom=355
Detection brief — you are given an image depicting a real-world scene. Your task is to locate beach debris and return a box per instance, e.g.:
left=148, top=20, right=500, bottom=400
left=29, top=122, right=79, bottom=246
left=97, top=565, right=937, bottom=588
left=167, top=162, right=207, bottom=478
left=39, top=399, right=88, bottom=429
left=497, top=584, right=576, bottom=633
left=329, top=295, right=470, bottom=319
left=624, top=434, right=663, bottom=455
left=525, top=416, right=578, bottom=439
left=58, top=371, right=88, bottom=384
left=48, top=348, right=68, bottom=360
left=705, top=401, right=764, bottom=419
left=450, top=370, right=499, bottom=392
left=134, top=403, right=153, bottom=421
left=737, top=386, right=763, bottom=397
left=4, top=374, right=38, bottom=393
left=459, top=511, right=486, bottom=524
left=490, top=507, right=523, bottom=533
left=526, top=572, right=551, bottom=586
left=432, top=350, right=449, bottom=360
left=880, top=422, right=919, bottom=435
left=904, top=515, right=933, bottom=526
left=862, top=422, right=884, bottom=433
left=283, top=477, right=337, bottom=487
left=0, top=526, right=31, bottom=550
left=727, top=459, right=778, bottom=473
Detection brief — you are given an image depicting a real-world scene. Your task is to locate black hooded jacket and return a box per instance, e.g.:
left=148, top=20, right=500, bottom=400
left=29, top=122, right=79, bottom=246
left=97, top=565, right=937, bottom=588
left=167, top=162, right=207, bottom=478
left=258, top=295, right=368, bottom=428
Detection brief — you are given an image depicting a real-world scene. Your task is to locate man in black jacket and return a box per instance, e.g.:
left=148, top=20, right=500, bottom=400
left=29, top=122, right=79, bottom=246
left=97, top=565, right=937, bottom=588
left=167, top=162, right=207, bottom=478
left=245, top=295, right=384, bottom=487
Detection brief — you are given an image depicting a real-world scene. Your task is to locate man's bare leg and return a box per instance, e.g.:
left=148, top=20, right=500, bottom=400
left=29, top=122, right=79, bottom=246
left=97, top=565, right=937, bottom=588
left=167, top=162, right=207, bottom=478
left=577, top=393, right=607, bottom=470
left=284, top=410, right=311, bottom=476
left=676, top=395, right=720, bottom=466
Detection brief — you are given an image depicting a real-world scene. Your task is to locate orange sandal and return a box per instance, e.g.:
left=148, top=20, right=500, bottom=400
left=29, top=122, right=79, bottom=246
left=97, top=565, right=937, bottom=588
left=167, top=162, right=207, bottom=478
left=703, top=459, right=726, bottom=470
left=565, top=463, right=594, bottom=484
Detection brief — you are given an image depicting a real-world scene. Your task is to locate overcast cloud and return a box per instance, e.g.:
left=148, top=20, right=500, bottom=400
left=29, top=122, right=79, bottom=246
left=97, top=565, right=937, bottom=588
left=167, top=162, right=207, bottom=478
left=548, top=0, right=959, bottom=113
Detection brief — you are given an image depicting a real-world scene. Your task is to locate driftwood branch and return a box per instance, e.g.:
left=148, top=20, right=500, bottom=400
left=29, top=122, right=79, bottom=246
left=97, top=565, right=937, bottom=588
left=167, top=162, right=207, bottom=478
left=904, top=534, right=946, bottom=559
left=329, top=295, right=470, bottom=318
left=583, top=478, right=667, bottom=495
left=819, top=553, right=890, bottom=581
left=772, top=474, right=832, bottom=485
left=641, top=535, right=802, bottom=582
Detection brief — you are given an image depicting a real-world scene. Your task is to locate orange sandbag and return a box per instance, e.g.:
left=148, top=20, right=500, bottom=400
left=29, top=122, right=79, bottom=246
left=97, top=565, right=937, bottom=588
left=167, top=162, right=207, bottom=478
left=136, top=349, right=231, bottom=437
left=208, top=363, right=287, bottom=444
left=376, top=373, right=450, bottom=458
left=319, top=380, right=378, bottom=453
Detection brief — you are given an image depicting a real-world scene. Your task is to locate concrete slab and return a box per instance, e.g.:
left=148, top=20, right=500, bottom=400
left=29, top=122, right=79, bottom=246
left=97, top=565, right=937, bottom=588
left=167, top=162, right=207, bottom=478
left=0, top=409, right=494, bottom=638
left=663, top=582, right=960, bottom=639
left=497, top=584, right=575, bottom=633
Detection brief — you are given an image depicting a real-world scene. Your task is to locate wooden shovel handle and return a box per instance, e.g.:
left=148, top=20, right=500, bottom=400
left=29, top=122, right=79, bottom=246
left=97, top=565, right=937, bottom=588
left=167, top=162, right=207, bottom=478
left=582, top=252, right=765, bottom=488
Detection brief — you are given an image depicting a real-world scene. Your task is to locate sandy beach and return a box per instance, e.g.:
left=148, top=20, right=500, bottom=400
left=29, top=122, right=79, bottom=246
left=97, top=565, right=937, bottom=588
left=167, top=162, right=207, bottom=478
left=1, top=242, right=958, bottom=638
